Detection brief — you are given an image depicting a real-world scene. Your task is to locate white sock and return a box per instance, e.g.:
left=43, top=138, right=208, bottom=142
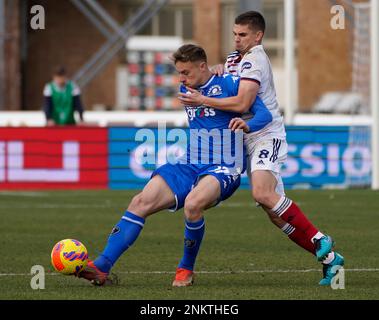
left=322, top=251, right=335, bottom=264
left=311, top=231, right=325, bottom=244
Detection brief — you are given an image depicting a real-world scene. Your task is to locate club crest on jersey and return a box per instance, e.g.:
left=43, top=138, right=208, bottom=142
left=207, top=85, right=222, bottom=97
left=241, top=61, right=252, bottom=72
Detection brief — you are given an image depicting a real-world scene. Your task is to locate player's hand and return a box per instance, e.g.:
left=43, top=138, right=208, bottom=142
left=177, top=87, right=206, bottom=106
left=229, top=117, right=250, bottom=133
left=77, top=121, right=86, bottom=127
left=46, top=119, right=55, bottom=127
left=209, top=64, right=224, bottom=76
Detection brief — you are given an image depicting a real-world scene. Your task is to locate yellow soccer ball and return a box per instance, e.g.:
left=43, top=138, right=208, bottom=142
left=51, top=239, right=88, bottom=275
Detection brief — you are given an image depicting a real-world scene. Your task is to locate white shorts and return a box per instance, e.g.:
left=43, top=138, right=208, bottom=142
left=246, top=138, right=287, bottom=196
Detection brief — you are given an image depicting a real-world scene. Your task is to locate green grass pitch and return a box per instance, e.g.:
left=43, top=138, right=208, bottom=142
left=0, top=189, right=378, bottom=300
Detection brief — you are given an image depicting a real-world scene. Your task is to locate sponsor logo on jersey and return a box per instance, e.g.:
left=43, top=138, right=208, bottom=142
left=186, top=107, right=216, bottom=121
left=256, top=160, right=265, bottom=165
left=241, top=61, right=252, bottom=72
left=207, top=85, right=222, bottom=97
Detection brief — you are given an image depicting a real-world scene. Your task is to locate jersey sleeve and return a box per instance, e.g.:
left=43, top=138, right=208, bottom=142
left=239, top=53, right=262, bottom=85
left=43, top=84, right=52, bottom=97
left=71, top=82, right=81, bottom=96
left=43, top=96, right=53, bottom=120
left=246, top=96, right=272, bottom=132
left=224, top=74, right=240, bottom=97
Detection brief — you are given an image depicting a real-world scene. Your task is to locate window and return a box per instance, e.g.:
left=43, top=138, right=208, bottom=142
left=127, top=5, right=193, bottom=40
left=182, top=7, right=193, bottom=40
left=158, top=9, right=175, bottom=36
left=263, top=2, right=285, bottom=66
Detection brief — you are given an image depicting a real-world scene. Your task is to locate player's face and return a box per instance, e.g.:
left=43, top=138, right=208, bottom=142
left=233, top=24, right=261, bottom=54
left=175, top=60, right=206, bottom=88
left=53, top=75, right=67, bottom=87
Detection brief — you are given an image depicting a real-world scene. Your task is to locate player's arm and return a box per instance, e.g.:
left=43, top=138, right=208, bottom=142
left=43, top=84, right=55, bottom=126
left=178, top=79, right=259, bottom=114
left=73, top=96, right=84, bottom=122
left=72, top=83, right=84, bottom=122
left=229, top=98, right=272, bottom=133
left=43, top=96, right=53, bottom=119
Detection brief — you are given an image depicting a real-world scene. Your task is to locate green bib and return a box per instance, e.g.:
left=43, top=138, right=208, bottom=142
left=50, top=81, right=76, bottom=125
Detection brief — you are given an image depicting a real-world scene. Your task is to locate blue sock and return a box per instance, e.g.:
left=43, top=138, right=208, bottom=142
left=94, top=211, right=145, bottom=273
left=178, top=217, right=205, bottom=271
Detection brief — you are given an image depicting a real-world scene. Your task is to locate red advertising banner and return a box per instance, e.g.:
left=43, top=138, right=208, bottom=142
left=0, top=127, right=108, bottom=189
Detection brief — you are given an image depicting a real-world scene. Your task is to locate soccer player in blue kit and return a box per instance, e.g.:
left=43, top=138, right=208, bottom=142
left=76, top=44, right=273, bottom=286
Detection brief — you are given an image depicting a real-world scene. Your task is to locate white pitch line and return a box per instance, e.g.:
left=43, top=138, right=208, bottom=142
left=0, top=204, right=115, bottom=209
left=0, top=191, right=50, bottom=197
left=122, top=268, right=379, bottom=274
left=0, top=201, right=253, bottom=209
left=1, top=268, right=379, bottom=277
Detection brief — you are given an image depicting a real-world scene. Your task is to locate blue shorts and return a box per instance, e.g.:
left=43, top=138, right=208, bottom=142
left=151, top=163, right=241, bottom=212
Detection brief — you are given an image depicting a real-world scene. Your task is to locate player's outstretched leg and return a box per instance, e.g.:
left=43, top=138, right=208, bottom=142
left=251, top=170, right=344, bottom=284
left=271, top=196, right=334, bottom=261
left=252, top=170, right=334, bottom=261
left=261, top=207, right=344, bottom=286
left=77, top=175, right=176, bottom=286
left=173, top=175, right=221, bottom=287
left=265, top=207, right=343, bottom=284
left=264, top=209, right=317, bottom=255
left=250, top=172, right=318, bottom=255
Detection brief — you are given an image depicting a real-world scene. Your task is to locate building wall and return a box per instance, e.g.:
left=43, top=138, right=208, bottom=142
left=193, top=0, right=222, bottom=66
left=297, top=0, right=353, bottom=111
left=25, top=0, right=122, bottom=110
left=4, top=0, right=21, bottom=110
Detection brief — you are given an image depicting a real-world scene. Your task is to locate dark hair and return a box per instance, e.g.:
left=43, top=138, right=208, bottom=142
left=172, top=44, right=207, bottom=64
left=235, top=11, right=265, bottom=33
left=53, top=66, right=67, bottom=76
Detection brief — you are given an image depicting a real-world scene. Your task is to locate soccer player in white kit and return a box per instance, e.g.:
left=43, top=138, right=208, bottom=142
left=178, top=11, right=344, bottom=285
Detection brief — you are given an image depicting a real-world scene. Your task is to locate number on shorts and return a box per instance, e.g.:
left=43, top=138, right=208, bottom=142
left=258, top=149, right=270, bottom=159
left=211, top=166, right=231, bottom=174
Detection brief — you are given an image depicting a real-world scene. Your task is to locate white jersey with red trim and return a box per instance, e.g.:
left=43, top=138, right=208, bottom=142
left=224, top=45, right=286, bottom=143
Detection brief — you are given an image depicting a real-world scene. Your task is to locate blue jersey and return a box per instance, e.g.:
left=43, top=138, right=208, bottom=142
left=151, top=74, right=270, bottom=212
left=182, top=74, right=241, bottom=130
left=180, top=74, right=270, bottom=170
left=180, top=74, right=243, bottom=169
